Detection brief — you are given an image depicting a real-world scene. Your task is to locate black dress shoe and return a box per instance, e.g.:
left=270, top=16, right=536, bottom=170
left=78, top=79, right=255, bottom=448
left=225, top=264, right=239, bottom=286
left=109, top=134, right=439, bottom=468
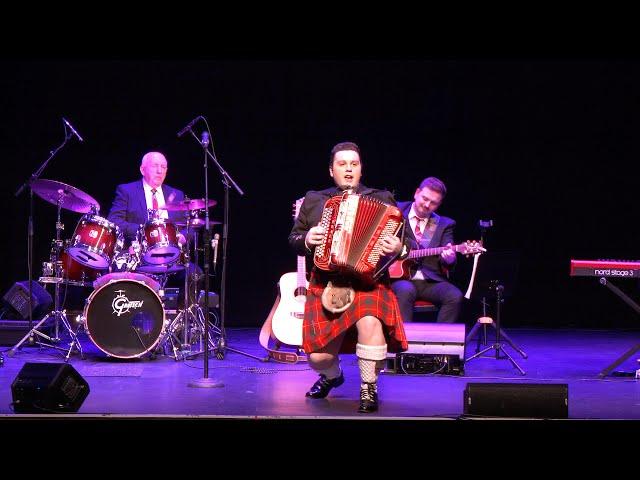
left=358, top=383, right=378, bottom=413
left=305, top=371, right=345, bottom=399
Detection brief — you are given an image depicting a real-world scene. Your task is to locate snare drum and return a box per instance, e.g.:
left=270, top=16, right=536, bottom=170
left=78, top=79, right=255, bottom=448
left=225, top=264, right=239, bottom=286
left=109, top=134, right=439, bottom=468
left=83, top=273, right=165, bottom=359
left=139, top=219, right=181, bottom=265
left=67, top=214, right=122, bottom=269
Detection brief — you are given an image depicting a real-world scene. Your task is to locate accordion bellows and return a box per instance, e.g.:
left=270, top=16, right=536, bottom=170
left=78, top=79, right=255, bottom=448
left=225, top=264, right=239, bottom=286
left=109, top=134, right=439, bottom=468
left=314, top=192, right=403, bottom=282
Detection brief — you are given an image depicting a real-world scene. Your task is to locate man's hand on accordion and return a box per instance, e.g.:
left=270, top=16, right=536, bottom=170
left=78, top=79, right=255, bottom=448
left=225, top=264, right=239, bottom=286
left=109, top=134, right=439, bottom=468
left=380, top=235, right=402, bottom=256
left=305, top=225, right=326, bottom=250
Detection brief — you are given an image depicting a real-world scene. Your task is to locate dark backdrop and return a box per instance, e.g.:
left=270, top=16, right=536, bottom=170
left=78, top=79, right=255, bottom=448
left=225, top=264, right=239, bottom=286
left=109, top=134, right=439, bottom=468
left=2, top=60, right=639, bottom=328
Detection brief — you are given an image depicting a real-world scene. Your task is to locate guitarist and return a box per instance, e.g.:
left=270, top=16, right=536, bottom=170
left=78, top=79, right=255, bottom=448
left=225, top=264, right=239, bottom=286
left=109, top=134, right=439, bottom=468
left=390, top=177, right=464, bottom=324
left=288, top=141, right=409, bottom=413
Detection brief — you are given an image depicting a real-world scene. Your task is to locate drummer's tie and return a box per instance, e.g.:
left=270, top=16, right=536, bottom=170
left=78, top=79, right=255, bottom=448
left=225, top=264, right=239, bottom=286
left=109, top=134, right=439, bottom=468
left=151, top=189, right=159, bottom=211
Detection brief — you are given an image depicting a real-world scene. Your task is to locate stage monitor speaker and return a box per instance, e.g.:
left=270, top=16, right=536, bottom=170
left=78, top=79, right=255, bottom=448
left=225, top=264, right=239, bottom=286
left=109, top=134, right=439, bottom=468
left=463, top=383, right=568, bottom=418
left=11, top=362, right=90, bottom=413
left=3, top=281, right=52, bottom=319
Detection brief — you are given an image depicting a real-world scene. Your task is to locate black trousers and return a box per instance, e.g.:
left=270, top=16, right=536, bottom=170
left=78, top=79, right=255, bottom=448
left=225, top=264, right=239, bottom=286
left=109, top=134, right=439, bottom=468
left=391, top=278, right=463, bottom=323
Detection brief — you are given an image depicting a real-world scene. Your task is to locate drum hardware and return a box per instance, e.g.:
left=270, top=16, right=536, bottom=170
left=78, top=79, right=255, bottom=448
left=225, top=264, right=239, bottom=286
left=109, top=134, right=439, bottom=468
left=157, top=213, right=220, bottom=361
left=9, top=190, right=85, bottom=361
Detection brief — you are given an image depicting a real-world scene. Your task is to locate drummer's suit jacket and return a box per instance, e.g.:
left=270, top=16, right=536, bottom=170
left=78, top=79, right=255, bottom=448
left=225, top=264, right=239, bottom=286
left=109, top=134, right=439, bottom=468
left=107, top=180, right=185, bottom=242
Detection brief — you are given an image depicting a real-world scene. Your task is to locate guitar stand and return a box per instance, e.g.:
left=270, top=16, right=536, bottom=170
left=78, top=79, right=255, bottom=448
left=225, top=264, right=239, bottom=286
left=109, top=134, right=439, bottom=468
left=596, top=277, right=640, bottom=378
left=465, top=284, right=526, bottom=375
left=466, top=298, right=528, bottom=359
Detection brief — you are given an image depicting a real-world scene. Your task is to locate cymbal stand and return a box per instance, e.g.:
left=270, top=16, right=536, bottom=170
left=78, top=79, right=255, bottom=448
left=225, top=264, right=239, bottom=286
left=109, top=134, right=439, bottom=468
left=162, top=215, right=220, bottom=361
left=184, top=220, right=222, bottom=358
left=14, top=122, right=77, bottom=339
left=8, top=196, right=84, bottom=361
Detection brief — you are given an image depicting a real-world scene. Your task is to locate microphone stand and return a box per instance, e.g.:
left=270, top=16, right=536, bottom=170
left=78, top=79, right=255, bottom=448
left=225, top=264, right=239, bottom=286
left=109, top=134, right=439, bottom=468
left=14, top=126, right=76, bottom=341
left=182, top=121, right=267, bottom=376
left=187, top=131, right=223, bottom=388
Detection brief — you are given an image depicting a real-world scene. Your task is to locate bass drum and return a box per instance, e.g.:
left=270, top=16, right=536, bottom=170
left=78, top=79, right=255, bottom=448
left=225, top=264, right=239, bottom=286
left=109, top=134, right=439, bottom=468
left=83, top=274, right=165, bottom=359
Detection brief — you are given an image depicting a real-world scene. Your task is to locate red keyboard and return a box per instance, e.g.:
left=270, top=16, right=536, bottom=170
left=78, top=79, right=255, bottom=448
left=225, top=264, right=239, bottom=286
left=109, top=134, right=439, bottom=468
left=570, top=259, right=640, bottom=278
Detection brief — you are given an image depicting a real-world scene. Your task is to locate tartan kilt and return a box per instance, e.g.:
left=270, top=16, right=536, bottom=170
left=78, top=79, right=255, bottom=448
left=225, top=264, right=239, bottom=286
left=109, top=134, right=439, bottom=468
left=302, top=270, right=408, bottom=354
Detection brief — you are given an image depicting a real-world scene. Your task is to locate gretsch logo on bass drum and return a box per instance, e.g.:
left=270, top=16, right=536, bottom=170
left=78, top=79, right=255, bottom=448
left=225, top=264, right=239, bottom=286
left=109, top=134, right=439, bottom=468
left=112, top=289, right=145, bottom=316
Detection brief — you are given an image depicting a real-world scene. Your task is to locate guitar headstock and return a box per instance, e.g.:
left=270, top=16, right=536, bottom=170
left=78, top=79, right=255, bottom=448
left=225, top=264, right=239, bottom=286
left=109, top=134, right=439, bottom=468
left=460, top=240, right=486, bottom=256
left=293, top=197, right=304, bottom=220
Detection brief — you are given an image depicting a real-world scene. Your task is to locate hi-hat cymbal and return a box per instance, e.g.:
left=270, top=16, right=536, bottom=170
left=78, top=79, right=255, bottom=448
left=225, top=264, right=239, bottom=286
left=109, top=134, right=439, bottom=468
left=31, top=179, right=100, bottom=214
left=174, top=219, right=221, bottom=228
left=162, top=198, right=217, bottom=211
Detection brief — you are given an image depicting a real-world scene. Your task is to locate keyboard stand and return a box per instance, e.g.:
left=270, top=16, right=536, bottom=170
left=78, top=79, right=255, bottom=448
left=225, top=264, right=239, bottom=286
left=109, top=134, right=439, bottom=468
left=597, top=277, right=640, bottom=378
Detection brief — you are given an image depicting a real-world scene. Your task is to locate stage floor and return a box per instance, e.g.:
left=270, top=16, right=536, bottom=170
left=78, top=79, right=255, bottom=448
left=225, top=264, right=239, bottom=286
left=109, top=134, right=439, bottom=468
left=1, top=326, right=640, bottom=420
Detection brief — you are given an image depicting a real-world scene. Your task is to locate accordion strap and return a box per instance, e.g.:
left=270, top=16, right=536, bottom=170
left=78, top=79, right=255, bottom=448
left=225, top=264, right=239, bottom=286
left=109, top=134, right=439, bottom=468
left=372, top=219, right=406, bottom=281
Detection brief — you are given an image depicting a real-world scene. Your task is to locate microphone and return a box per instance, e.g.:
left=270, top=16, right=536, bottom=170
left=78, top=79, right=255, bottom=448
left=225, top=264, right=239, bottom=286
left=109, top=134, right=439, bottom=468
left=211, top=233, right=220, bottom=269
left=177, top=115, right=203, bottom=137
left=201, top=131, right=210, bottom=148
left=62, top=118, right=84, bottom=142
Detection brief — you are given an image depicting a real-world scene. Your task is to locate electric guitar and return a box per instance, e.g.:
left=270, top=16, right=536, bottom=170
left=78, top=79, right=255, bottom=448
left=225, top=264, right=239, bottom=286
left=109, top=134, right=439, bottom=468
left=388, top=240, right=485, bottom=279
left=271, top=198, right=308, bottom=346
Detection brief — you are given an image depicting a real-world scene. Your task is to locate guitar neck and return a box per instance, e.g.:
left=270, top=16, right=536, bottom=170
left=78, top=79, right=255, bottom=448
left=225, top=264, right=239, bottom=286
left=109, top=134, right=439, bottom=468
left=408, top=243, right=463, bottom=259
left=297, top=255, right=307, bottom=286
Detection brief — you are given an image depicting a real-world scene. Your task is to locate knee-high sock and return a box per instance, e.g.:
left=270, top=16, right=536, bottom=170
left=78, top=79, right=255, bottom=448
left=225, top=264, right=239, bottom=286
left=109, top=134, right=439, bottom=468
left=356, top=343, right=387, bottom=385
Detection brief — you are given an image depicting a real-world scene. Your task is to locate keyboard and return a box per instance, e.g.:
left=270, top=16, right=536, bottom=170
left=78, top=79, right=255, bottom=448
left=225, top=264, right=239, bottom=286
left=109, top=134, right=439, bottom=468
left=570, top=259, right=640, bottom=278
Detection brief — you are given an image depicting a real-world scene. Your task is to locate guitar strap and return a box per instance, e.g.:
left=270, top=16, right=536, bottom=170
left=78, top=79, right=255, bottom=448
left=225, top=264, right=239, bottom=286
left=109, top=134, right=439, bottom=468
left=259, top=294, right=308, bottom=363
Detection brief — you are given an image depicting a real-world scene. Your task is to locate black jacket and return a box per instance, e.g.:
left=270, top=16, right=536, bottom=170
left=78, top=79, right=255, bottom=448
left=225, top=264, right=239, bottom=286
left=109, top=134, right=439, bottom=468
left=396, top=200, right=456, bottom=282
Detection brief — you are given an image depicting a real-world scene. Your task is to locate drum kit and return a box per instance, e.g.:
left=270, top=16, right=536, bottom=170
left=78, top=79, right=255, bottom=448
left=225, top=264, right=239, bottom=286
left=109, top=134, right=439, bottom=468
left=9, top=179, right=221, bottom=362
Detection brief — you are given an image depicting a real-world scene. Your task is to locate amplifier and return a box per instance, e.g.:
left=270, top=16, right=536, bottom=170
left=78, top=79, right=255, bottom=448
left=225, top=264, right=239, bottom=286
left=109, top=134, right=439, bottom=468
left=385, top=323, right=466, bottom=375
left=2, top=281, right=52, bottom=319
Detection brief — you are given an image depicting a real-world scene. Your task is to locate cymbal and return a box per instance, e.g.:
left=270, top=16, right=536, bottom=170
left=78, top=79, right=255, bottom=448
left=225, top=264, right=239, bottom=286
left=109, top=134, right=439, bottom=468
left=31, top=179, right=100, bottom=214
left=136, top=263, right=185, bottom=275
left=174, top=219, right=221, bottom=228
left=162, top=198, right=217, bottom=211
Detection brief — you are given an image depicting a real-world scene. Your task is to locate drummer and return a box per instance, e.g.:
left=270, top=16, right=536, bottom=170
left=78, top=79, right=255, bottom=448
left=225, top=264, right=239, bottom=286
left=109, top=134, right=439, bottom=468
left=108, top=151, right=187, bottom=243
left=107, top=151, right=204, bottom=301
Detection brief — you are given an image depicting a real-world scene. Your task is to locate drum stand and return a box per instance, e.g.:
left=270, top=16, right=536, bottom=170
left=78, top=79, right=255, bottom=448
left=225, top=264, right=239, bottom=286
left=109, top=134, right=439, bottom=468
left=8, top=199, right=84, bottom=361
left=161, top=218, right=220, bottom=361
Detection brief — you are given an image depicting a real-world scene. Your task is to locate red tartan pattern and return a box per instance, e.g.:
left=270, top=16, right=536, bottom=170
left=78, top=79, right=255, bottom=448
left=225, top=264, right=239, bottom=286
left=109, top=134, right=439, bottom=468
left=302, top=272, right=408, bottom=354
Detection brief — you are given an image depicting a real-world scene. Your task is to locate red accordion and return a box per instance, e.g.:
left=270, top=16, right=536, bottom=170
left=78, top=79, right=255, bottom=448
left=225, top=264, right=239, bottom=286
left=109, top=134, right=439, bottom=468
left=313, top=192, right=404, bottom=282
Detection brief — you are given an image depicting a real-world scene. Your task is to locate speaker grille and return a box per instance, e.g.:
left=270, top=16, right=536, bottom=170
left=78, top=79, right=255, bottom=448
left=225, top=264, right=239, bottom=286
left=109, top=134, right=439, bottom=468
left=464, top=382, right=568, bottom=418
left=11, top=362, right=90, bottom=413
left=3, top=281, right=52, bottom=319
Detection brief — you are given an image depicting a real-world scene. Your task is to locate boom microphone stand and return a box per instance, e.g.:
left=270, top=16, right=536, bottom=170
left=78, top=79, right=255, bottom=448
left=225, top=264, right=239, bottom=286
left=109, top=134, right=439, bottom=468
left=14, top=118, right=82, bottom=342
left=178, top=116, right=264, bottom=389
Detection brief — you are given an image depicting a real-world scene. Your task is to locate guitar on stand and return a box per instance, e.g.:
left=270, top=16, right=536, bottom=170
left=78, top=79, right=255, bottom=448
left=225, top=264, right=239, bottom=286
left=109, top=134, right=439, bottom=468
left=259, top=198, right=308, bottom=363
